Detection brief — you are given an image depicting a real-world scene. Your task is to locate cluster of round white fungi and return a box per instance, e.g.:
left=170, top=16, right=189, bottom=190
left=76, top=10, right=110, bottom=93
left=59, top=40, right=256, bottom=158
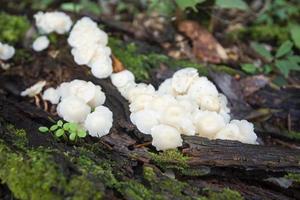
left=33, top=11, right=73, bottom=52
left=20, top=11, right=258, bottom=151
left=111, top=68, right=258, bottom=151
left=43, top=80, right=113, bottom=138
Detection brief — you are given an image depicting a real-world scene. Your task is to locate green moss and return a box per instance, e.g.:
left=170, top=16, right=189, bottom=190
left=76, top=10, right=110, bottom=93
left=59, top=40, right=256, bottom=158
left=285, top=173, right=300, bottom=184
left=0, top=12, right=30, bottom=44
left=227, top=25, right=289, bottom=44
left=286, top=131, right=300, bottom=140
left=0, top=140, right=105, bottom=200
left=4, top=124, right=28, bottom=148
left=198, top=188, right=244, bottom=200
left=116, top=180, right=157, bottom=200
left=143, top=166, right=156, bottom=182
left=150, top=149, right=189, bottom=171
left=109, top=38, right=168, bottom=80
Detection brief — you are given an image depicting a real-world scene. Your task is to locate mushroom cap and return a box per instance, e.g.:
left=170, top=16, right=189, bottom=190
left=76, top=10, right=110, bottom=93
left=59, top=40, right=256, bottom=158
left=230, top=120, right=257, bottom=144
left=32, top=36, right=49, bottom=52
left=34, top=11, right=72, bottom=34
left=71, top=43, right=98, bottom=65
left=176, top=95, right=198, bottom=114
left=117, top=82, right=137, bottom=100
left=57, top=96, right=91, bottom=123
left=21, top=81, right=46, bottom=97
left=59, top=80, right=96, bottom=103
left=0, top=42, right=15, bottom=60
left=157, top=78, right=177, bottom=96
left=146, top=95, right=177, bottom=114
left=188, top=77, right=219, bottom=105
left=87, top=85, right=106, bottom=108
left=90, top=57, right=113, bottom=78
left=111, top=70, right=135, bottom=88
left=129, top=94, right=154, bottom=113
left=172, top=67, right=198, bottom=94
left=193, top=110, right=226, bottom=139
left=68, top=17, right=107, bottom=48
left=42, top=87, right=60, bottom=104
left=130, top=109, right=160, bottom=135
left=127, top=83, right=155, bottom=103
left=199, top=95, right=221, bottom=112
left=215, top=123, right=240, bottom=141
left=151, top=124, right=183, bottom=151
left=84, top=106, right=113, bottom=137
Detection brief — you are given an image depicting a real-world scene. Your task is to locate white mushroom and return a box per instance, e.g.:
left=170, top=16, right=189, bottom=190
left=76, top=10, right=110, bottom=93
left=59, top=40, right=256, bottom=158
left=57, top=96, right=91, bottom=123
left=127, top=83, right=155, bottom=103
left=129, top=94, right=154, bottom=113
left=215, top=120, right=257, bottom=144
left=198, top=95, right=220, bottom=112
left=42, top=87, right=60, bottom=104
left=87, top=85, right=106, bottom=108
left=188, top=77, right=219, bottom=106
left=21, top=81, right=46, bottom=97
left=0, top=42, right=15, bottom=60
left=193, top=110, right=226, bottom=139
left=157, top=78, right=177, bottom=96
left=151, top=124, right=183, bottom=151
left=34, top=11, right=72, bottom=34
left=171, top=67, right=198, bottom=94
left=110, top=70, right=135, bottom=88
left=32, top=36, right=50, bottom=52
left=130, top=109, right=160, bottom=135
left=84, top=106, right=113, bottom=137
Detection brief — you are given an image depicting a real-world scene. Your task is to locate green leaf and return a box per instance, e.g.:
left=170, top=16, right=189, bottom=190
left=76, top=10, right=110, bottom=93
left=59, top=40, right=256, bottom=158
left=63, top=123, right=70, bottom=131
left=69, top=132, right=76, bottom=141
left=288, top=55, right=300, bottom=64
left=290, top=25, right=300, bottom=49
left=69, top=123, right=78, bottom=132
left=275, top=40, right=293, bottom=58
left=272, top=75, right=287, bottom=87
left=215, top=0, right=248, bottom=10
left=50, top=125, right=58, bottom=131
left=251, top=42, right=273, bottom=61
left=241, top=63, right=257, bottom=74
left=77, top=130, right=87, bottom=138
left=57, top=120, right=63, bottom=127
left=38, top=126, right=49, bottom=133
left=275, top=60, right=291, bottom=77
left=55, top=129, right=65, bottom=137
left=175, top=0, right=206, bottom=11
left=263, top=64, right=273, bottom=74
left=60, top=2, right=82, bottom=12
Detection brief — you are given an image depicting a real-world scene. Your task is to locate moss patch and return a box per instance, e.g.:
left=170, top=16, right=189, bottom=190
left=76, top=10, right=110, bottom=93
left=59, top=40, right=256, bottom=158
left=198, top=188, right=244, bottom=200
left=0, top=12, right=30, bottom=45
left=284, top=173, right=300, bottom=184
left=150, top=149, right=189, bottom=171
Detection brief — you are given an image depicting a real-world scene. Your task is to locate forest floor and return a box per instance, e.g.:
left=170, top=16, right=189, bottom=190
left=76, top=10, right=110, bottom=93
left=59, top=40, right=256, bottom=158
left=0, top=1, right=300, bottom=199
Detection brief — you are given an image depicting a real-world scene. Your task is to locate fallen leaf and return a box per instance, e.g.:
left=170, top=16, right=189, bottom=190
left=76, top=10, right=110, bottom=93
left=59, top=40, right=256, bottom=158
left=240, top=75, right=269, bottom=96
left=112, top=54, right=125, bottom=73
left=178, top=20, right=228, bottom=63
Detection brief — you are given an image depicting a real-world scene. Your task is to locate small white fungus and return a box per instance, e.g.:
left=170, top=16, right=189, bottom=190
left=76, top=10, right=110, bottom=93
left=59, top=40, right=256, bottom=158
left=34, top=11, right=72, bottom=34
left=32, top=36, right=50, bottom=52
left=84, top=106, right=113, bottom=137
left=68, top=17, right=112, bottom=79
left=42, top=87, right=60, bottom=104
left=21, top=81, right=46, bottom=97
left=57, top=96, right=91, bottom=123
left=172, top=67, right=198, bottom=94
left=151, top=124, right=183, bottom=151
left=0, top=42, right=15, bottom=60
left=110, top=70, right=135, bottom=88
left=130, top=109, right=160, bottom=135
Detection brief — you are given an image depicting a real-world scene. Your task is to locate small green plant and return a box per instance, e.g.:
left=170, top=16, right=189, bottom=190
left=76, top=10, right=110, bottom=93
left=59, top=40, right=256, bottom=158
left=241, top=40, right=300, bottom=78
left=39, top=120, right=87, bottom=141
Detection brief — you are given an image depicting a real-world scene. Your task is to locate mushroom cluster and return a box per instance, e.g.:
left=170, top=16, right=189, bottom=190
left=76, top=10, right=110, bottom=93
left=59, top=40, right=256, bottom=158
left=68, top=17, right=113, bottom=79
left=0, top=42, right=15, bottom=61
left=33, top=11, right=73, bottom=52
left=111, top=68, right=258, bottom=151
left=42, top=80, right=113, bottom=138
